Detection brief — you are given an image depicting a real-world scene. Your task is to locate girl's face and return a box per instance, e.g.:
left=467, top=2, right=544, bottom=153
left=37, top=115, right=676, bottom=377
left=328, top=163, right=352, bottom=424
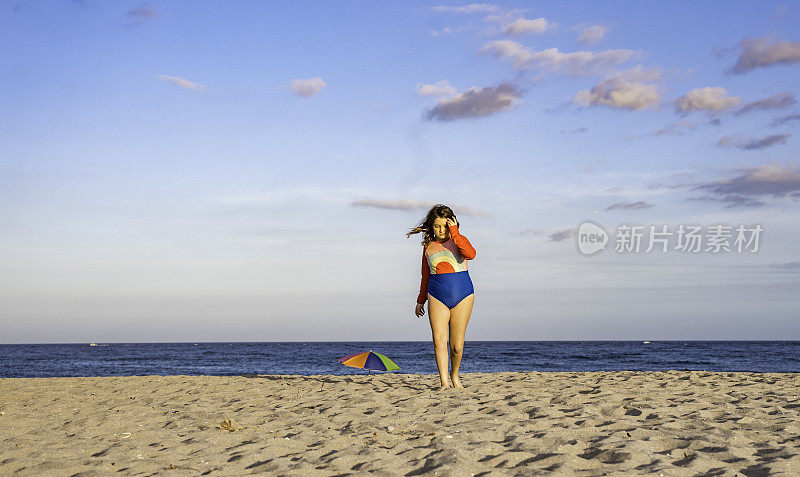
left=432, top=217, right=450, bottom=241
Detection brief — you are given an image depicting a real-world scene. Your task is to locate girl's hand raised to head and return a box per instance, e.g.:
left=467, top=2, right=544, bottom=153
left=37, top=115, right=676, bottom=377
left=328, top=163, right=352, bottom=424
left=446, top=217, right=458, bottom=228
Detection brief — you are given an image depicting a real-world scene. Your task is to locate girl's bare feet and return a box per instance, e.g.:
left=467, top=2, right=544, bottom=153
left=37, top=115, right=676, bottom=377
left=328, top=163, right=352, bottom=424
left=450, top=373, right=463, bottom=388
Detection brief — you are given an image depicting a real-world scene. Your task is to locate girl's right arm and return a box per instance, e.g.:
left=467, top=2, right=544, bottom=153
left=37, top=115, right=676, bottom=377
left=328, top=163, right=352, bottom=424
left=416, top=250, right=429, bottom=304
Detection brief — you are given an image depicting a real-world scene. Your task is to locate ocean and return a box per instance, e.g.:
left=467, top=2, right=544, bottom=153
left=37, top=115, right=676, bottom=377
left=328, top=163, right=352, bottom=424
left=1, top=341, right=798, bottom=378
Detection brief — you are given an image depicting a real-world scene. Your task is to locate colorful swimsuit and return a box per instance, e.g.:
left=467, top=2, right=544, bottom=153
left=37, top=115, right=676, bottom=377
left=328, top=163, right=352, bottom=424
left=417, top=225, right=477, bottom=309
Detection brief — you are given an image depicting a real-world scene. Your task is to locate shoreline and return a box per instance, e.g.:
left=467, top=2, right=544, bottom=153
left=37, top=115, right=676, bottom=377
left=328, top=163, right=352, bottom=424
left=2, top=371, right=799, bottom=475
left=5, top=368, right=799, bottom=379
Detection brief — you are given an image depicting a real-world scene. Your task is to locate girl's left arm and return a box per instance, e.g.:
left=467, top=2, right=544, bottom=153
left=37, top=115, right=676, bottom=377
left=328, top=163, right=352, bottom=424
left=448, top=225, right=476, bottom=260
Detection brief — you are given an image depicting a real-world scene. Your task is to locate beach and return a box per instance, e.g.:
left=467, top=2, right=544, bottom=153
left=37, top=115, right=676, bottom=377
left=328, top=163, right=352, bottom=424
left=1, top=371, right=799, bottom=476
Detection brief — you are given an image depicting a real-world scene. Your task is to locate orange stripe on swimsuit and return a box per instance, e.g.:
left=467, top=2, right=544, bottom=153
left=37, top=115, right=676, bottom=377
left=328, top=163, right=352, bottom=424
left=417, top=224, right=477, bottom=304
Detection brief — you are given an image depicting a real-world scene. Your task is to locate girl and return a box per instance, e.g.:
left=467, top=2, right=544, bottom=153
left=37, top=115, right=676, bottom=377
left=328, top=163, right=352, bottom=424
left=407, top=204, right=476, bottom=390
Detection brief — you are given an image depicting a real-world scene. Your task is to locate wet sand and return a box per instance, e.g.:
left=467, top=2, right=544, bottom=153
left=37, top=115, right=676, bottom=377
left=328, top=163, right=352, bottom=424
left=2, top=371, right=799, bottom=475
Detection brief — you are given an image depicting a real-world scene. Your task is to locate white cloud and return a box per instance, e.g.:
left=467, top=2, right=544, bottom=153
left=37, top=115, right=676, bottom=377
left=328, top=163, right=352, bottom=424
left=577, top=25, right=609, bottom=45
left=675, top=87, right=741, bottom=115
left=735, top=91, right=796, bottom=115
left=573, top=66, right=662, bottom=110
left=691, top=163, right=800, bottom=205
left=430, top=27, right=453, bottom=36
left=731, top=36, right=800, bottom=73
left=501, top=17, right=549, bottom=36
left=716, top=134, right=790, bottom=150
left=430, top=3, right=499, bottom=13
left=482, top=7, right=530, bottom=25
left=479, top=39, right=638, bottom=76
left=290, top=77, right=326, bottom=97
left=156, top=75, right=206, bottom=92
left=429, top=25, right=477, bottom=36
left=350, top=199, right=492, bottom=217
left=416, top=79, right=457, bottom=97
left=423, top=81, right=522, bottom=121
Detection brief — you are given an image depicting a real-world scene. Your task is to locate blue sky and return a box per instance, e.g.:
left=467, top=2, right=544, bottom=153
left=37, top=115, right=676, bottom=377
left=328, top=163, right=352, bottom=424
left=1, top=1, right=799, bottom=343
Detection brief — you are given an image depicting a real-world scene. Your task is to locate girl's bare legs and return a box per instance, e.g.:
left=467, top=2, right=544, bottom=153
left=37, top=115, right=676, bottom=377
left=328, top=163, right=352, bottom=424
left=427, top=294, right=452, bottom=389
left=448, top=293, right=474, bottom=388
left=428, top=293, right=475, bottom=389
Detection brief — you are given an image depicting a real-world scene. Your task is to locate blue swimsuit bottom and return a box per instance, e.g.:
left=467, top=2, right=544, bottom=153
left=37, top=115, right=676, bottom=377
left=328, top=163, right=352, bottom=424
left=428, top=270, right=474, bottom=309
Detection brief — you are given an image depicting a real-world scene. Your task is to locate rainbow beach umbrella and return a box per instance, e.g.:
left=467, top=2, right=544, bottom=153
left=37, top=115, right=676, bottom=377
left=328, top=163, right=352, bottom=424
left=338, top=349, right=399, bottom=374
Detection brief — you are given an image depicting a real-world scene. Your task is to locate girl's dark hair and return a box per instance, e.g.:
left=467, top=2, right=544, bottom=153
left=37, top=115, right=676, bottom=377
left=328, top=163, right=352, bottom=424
left=406, top=204, right=458, bottom=248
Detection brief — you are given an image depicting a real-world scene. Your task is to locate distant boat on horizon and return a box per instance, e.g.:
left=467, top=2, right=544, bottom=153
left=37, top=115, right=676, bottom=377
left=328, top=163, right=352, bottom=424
left=89, top=342, right=97, bottom=346
left=643, top=340, right=651, bottom=344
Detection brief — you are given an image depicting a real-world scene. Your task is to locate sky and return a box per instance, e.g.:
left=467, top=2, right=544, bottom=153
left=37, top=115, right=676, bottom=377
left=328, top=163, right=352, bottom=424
left=1, top=1, right=799, bottom=343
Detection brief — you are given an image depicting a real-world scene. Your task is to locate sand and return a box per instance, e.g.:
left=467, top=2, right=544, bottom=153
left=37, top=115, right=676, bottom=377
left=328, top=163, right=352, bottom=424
left=1, top=371, right=799, bottom=476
